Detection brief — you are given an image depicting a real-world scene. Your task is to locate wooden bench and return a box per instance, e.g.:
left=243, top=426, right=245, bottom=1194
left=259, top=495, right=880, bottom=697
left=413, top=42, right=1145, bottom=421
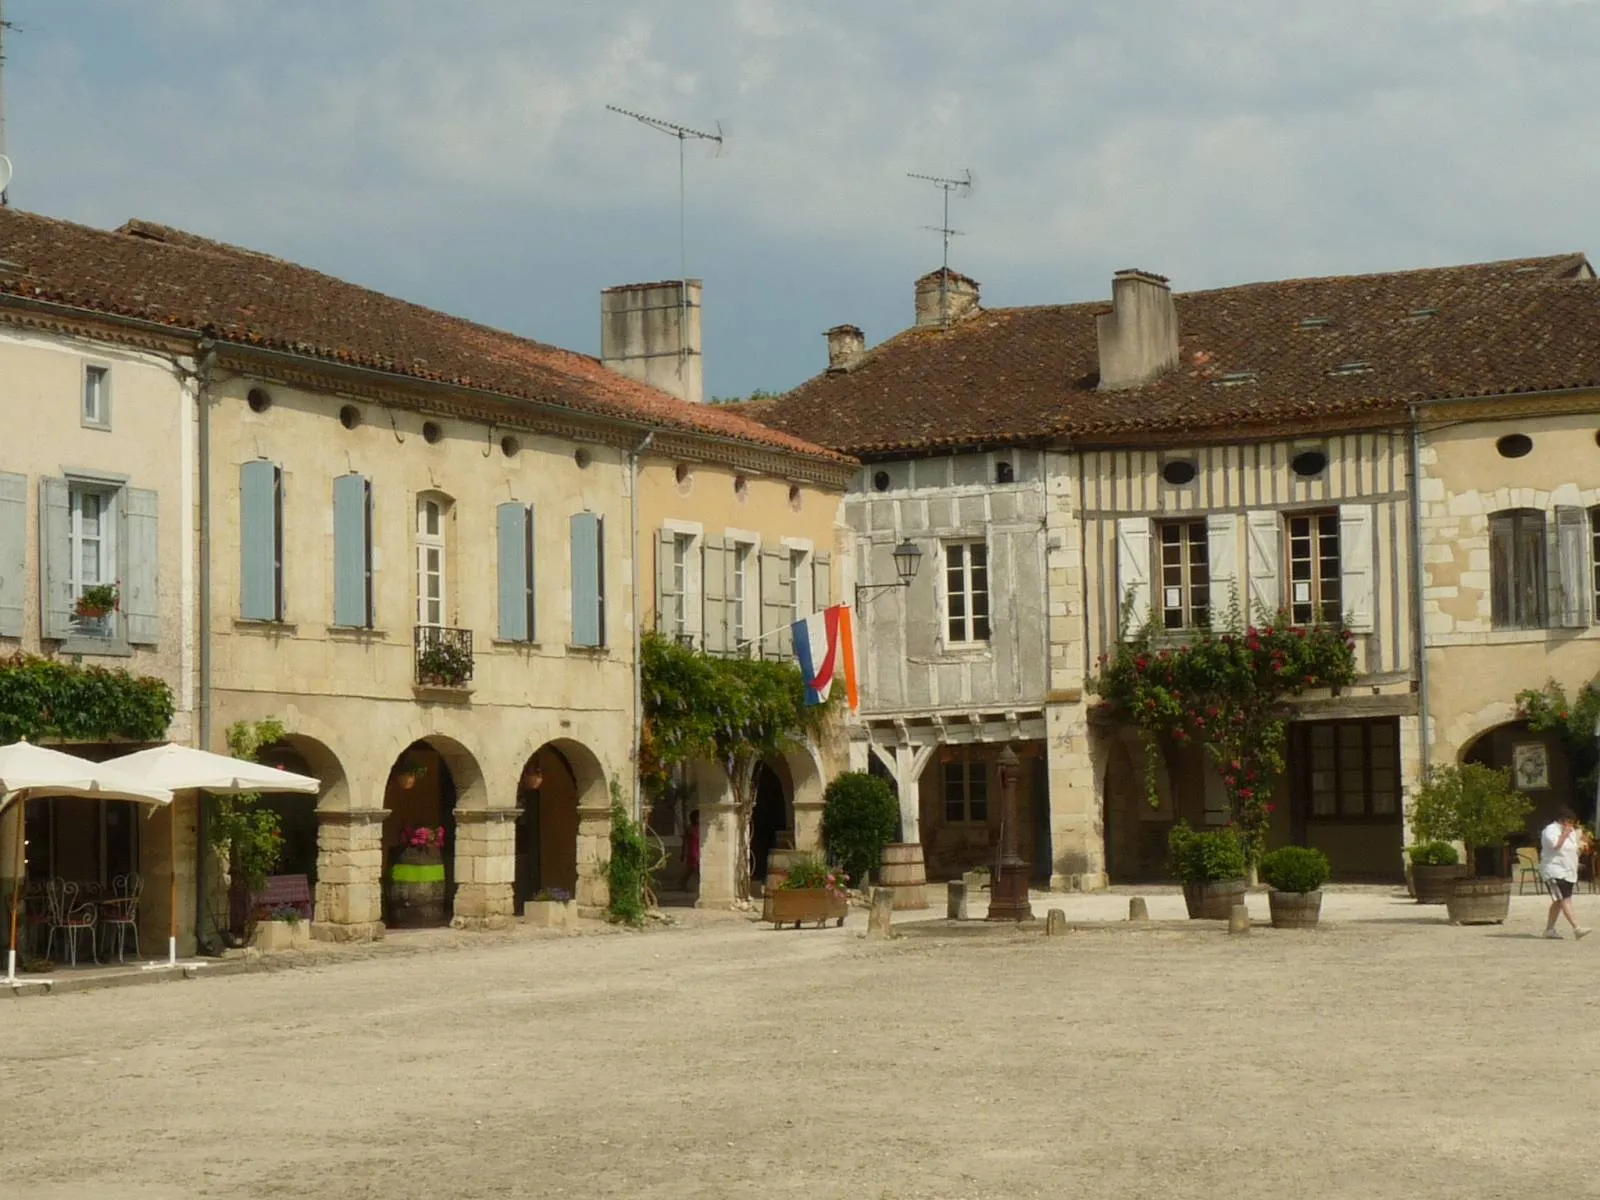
left=250, top=874, right=312, bottom=920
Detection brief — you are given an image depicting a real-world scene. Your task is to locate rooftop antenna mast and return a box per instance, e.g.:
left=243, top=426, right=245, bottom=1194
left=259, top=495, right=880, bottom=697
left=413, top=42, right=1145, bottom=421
left=907, top=169, right=973, bottom=328
left=0, top=0, right=13, bottom=206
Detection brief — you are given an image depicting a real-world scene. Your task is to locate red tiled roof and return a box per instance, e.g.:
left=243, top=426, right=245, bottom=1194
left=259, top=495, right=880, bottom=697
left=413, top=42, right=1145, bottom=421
left=0, top=208, right=852, bottom=467
left=756, top=254, right=1600, bottom=454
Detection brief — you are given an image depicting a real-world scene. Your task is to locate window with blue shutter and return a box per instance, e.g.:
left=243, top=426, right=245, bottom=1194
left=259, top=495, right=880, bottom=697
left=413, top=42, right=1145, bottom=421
left=333, top=473, right=373, bottom=628
left=0, top=471, right=26, bottom=638
left=570, top=511, right=604, bottom=648
left=497, top=502, right=535, bottom=641
left=122, top=487, right=160, bottom=645
left=240, top=460, right=283, bottom=621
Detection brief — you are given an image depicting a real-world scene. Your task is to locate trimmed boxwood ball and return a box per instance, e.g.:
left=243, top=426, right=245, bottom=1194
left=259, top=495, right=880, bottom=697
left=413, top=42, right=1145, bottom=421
left=1167, top=822, right=1248, bottom=884
left=1259, top=846, right=1331, bottom=894
left=1406, top=840, right=1460, bottom=867
left=821, top=772, right=899, bottom=886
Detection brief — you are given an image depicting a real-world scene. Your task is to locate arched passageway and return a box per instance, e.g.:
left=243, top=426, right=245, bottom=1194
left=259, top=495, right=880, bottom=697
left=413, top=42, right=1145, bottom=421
left=749, top=758, right=794, bottom=885
left=515, top=739, right=608, bottom=911
left=381, top=738, right=483, bottom=927
left=1462, top=719, right=1574, bottom=873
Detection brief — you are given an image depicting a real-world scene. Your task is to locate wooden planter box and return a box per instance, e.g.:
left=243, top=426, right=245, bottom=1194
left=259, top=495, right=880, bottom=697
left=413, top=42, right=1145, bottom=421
left=1447, top=877, right=1512, bottom=925
left=523, top=899, right=574, bottom=929
left=1182, top=877, right=1248, bottom=920
left=250, top=919, right=311, bottom=952
left=1267, top=889, right=1322, bottom=929
left=767, top=888, right=847, bottom=930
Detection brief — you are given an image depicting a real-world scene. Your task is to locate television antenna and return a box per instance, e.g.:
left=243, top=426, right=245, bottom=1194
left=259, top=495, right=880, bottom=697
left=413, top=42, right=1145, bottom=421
left=605, top=104, right=725, bottom=296
left=0, top=0, right=14, bottom=205
left=907, top=169, right=974, bottom=327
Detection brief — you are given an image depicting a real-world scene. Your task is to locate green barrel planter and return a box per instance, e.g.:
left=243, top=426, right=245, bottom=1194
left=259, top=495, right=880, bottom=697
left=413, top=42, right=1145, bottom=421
left=389, top=848, right=448, bottom=928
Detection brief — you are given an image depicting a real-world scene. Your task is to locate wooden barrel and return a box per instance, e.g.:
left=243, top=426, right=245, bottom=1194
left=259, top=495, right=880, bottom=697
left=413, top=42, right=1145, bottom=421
left=1267, top=889, right=1322, bottom=929
left=761, top=849, right=808, bottom=922
left=878, top=842, right=929, bottom=911
left=1182, top=877, right=1247, bottom=920
left=389, top=849, right=447, bottom=928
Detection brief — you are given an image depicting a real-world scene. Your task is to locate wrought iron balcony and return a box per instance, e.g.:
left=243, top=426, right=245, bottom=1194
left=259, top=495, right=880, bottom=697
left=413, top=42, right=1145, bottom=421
left=415, top=625, right=474, bottom=688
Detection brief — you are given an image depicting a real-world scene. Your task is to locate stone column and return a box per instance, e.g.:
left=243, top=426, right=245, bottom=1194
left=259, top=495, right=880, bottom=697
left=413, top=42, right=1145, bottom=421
left=1046, top=702, right=1106, bottom=892
left=793, top=799, right=825, bottom=856
left=139, top=794, right=200, bottom=957
left=452, top=808, right=517, bottom=930
left=574, top=803, right=612, bottom=918
left=312, top=808, right=386, bottom=942
left=697, top=801, right=740, bottom=909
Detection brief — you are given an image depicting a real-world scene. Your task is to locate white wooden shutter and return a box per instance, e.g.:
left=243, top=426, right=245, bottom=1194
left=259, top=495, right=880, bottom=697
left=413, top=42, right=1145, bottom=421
left=654, top=529, right=678, bottom=634
left=123, top=487, right=160, bottom=645
left=1245, top=510, right=1282, bottom=622
left=1205, top=513, right=1239, bottom=624
left=760, top=547, right=793, bottom=659
left=0, top=472, right=26, bottom=638
left=39, top=477, right=72, bottom=640
left=701, top=535, right=728, bottom=655
left=1338, top=504, right=1375, bottom=632
left=812, top=551, right=832, bottom=612
left=1115, top=517, right=1152, bottom=635
left=1556, top=505, right=1588, bottom=628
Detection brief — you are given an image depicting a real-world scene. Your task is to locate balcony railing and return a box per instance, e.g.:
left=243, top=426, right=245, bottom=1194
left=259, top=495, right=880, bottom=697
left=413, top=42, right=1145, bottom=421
left=415, top=625, right=474, bottom=688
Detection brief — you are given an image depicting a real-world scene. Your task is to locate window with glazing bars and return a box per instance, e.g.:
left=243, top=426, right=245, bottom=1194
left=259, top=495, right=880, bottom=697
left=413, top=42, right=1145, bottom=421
left=1157, top=519, right=1210, bottom=629
left=1287, top=511, right=1341, bottom=624
left=1490, top=508, right=1547, bottom=629
left=943, top=759, right=989, bottom=823
left=945, top=541, right=990, bottom=643
left=1304, top=719, right=1399, bottom=819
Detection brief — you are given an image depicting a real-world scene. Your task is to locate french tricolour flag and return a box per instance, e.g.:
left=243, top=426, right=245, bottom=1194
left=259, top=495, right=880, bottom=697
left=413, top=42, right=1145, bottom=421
left=792, top=604, right=859, bottom=711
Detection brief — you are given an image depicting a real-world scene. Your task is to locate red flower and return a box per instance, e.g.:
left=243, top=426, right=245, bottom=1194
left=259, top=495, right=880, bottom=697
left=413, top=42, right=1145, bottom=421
left=1265, top=803, right=1275, bottom=814
left=1239, top=787, right=1254, bottom=799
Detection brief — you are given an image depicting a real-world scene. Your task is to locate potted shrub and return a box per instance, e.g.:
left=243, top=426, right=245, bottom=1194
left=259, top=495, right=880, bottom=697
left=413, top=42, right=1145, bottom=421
left=1259, top=846, right=1330, bottom=929
left=1407, top=840, right=1466, bottom=905
left=1168, top=822, right=1249, bottom=919
left=821, top=772, right=899, bottom=889
left=388, top=825, right=448, bottom=927
left=523, top=887, right=574, bottom=929
left=766, top=854, right=848, bottom=930
left=417, top=639, right=473, bottom=688
left=73, top=581, right=120, bottom=622
left=1409, top=762, right=1532, bottom=925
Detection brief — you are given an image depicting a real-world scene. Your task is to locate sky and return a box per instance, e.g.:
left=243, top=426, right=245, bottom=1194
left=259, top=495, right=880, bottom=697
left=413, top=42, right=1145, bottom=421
left=2, top=0, right=1597, bottom=400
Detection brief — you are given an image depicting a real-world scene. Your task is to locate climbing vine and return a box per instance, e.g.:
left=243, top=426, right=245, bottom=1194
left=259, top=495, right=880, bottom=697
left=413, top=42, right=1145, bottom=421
left=209, top=718, right=288, bottom=944
left=1090, top=614, right=1357, bottom=856
left=0, top=651, right=174, bottom=744
left=1516, top=678, right=1600, bottom=801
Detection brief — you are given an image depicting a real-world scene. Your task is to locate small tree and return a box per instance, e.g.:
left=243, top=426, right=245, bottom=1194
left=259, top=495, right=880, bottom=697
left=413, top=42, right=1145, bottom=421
left=821, top=772, right=898, bottom=886
left=210, top=719, right=288, bottom=945
left=1408, top=762, right=1532, bottom=877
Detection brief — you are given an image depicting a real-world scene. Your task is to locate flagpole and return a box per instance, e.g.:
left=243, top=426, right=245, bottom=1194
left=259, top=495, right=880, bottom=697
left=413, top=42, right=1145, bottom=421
left=735, top=602, right=854, bottom=655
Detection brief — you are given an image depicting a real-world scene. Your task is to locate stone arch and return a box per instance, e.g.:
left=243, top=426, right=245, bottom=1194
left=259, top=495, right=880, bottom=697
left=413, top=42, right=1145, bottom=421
left=256, top=733, right=346, bottom=896
left=1458, top=718, right=1575, bottom=857
left=514, top=738, right=610, bottom=915
left=381, top=734, right=488, bottom=928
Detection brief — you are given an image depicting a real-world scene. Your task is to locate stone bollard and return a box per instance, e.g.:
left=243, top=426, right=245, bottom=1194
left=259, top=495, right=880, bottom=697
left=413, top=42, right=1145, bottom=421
left=1228, top=903, right=1251, bottom=936
left=1128, top=896, right=1149, bottom=923
left=868, top=888, right=896, bottom=939
left=947, top=880, right=968, bottom=921
left=1045, top=908, right=1067, bottom=936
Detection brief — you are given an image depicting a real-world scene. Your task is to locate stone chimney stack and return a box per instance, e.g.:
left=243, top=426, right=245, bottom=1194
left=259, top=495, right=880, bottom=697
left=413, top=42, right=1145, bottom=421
left=1095, top=269, right=1180, bottom=391
left=600, top=279, right=703, bottom=405
left=914, top=268, right=981, bottom=328
left=824, top=324, right=865, bottom=372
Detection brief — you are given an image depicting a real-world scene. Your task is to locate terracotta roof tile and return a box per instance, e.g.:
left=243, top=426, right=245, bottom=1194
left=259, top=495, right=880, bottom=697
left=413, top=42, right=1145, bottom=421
left=757, top=253, right=1600, bottom=454
left=0, top=209, right=851, bottom=466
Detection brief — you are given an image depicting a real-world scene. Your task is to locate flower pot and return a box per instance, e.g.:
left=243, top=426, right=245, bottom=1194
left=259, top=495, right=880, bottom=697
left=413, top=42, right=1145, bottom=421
left=522, top=898, right=573, bottom=929
left=389, top=847, right=447, bottom=927
left=250, top=919, right=311, bottom=952
left=397, top=773, right=419, bottom=791
left=1446, top=877, right=1512, bottom=926
left=767, top=887, right=848, bottom=930
left=1182, top=877, right=1248, bottom=920
left=1412, top=863, right=1468, bottom=905
left=1268, top=888, right=1322, bottom=929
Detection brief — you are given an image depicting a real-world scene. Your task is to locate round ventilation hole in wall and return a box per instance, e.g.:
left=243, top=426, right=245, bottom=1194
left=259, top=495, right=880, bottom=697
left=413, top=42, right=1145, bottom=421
left=733, top=475, right=749, bottom=498
left=574, top=448, right=592, bottom=470
left=788, top=484, right=802, bottom=511
left=500, top=436, right=520, bottom=459
left=422, top=421, right=443, bottom=445
left=1291, top=449, right=1328, bottom=477
left=246, top=387, right=272, bottom=414
left=1161, top=460, right=1197, bottom=486
left=339, top=404, right=361, bottom=430
left=674, top=463, right=691, bottom=485
left=1496, top=433, right=1533, bottom=459
left=872, top=470, right=891, bottom=492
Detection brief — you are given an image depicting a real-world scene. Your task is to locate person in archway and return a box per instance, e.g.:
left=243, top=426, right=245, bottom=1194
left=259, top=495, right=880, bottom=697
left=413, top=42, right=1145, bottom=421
left=1540, top=807, right=1590, bottom=941
left=680, top=809, right=701, bottom=893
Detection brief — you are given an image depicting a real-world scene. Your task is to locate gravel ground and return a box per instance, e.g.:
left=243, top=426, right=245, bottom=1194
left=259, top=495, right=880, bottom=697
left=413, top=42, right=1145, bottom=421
left=2, top=887, right=1597, bottom=1200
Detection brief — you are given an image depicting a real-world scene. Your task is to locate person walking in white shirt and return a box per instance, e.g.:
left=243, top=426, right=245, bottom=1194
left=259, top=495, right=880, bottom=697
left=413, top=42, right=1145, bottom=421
left=1540, top=807, right=1590, bottom=940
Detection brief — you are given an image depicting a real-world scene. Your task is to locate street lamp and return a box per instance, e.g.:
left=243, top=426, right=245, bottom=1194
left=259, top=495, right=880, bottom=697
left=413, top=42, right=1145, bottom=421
left=855, top=540, right=923, bottom=607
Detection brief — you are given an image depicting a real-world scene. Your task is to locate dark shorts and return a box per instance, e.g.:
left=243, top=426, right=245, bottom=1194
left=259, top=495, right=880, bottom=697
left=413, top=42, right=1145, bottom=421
left=1546, top=876, right=1575, bottom=901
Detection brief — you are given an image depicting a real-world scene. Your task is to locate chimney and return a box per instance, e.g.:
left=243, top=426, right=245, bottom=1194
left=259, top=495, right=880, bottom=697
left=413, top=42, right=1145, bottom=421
left=914, top=268, right=980, bottom=328
left=600, top=279, right=703, bottom=405
left=1095, top=269, right=1180, bottom=391
left=824, top=324, right=865, bottom=371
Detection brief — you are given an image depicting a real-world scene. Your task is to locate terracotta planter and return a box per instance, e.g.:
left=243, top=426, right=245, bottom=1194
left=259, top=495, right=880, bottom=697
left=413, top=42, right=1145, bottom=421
left=1182, top=877, right=1248, bottom=920
left=1412, top=863, right=1468, bottom=905
left=1446, top=877, right=1512, bottom=926
left=1268, top=889, right=1322, bottom=929
left=767, top=888, right=847, bottom=930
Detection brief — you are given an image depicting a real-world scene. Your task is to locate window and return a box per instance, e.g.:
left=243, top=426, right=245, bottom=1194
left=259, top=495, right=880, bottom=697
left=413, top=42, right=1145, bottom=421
left=945, top=541, right=990, bottom=643
left=82, top=365, right=110, bottom=429
left=943, top=758, right=990, bottom=824
left=417, top=495, right=447, bottom=627
left=1157, top=519, right=1210, bottom=630
left=332, top=474, right=373, bottom=628
left=1591, top=508, right=1600, bottom=624
left=732, top=541, right=754, bottom=652
left=1301, top=719, right=1399, bottom=819
left=69, top=484, right=117, bottom=632
left=239, top=460, right=284, bottom=621
left=1287, top=511, right=1341, bottom=624
left=1490, top=508, right=1547, bottom=629
left=670, top=534, right=693, bottom=639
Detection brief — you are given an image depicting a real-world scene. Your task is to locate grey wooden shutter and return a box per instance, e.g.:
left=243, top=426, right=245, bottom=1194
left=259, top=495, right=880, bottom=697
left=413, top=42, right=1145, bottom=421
left=1245, top=510, right=1282, bottom=621
left=1519, top=511, right=1549, bottom=628
left=1337, top=504, right=1375, bottom=632
left=333, top=474, right=371, bottom=627
left=1205, top=513, right=1239, bottom=624
left=39, top=477, right=72, bottom=640
left=1115, top=517, right=1152, bottom=634
left=497, top=502, right=532, bottom=641
left=1490, top=511, right=1515, bottom=628
left=812, top=550, right=832, bottom=612
left=570, top=511, right=602, bottom=647
left=1556, top=505, right=1588, bottom=628
left=240, top=460, right=281, bottom=621
left=760, top=547, right=793, bottom=659
left=701, top=535, right=728, bottom=655
left=123, top=487, right=160, bottom=645
left=655, top=529, right=678, bottom=634
left=0, top=472, right=26, bottom=638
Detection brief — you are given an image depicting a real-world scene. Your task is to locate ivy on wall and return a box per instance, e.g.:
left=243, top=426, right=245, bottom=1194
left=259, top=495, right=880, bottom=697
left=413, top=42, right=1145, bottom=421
left=0, top=651, right=175, bottom=744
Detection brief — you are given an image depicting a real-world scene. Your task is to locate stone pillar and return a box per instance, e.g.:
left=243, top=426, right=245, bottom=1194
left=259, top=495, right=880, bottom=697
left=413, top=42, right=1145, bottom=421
left=793, top=799, right=825, bottom=856
left=452, top=808, right=517, bottom=930
left=697, top=802, right=740, bottom=909
left=139, top=794, right=200, bottom=957
left=1046, top=702, right=1106, bottom=892
left=574, top=802, right=611, bottom=917
left=312, top=808, right=386, bottom=942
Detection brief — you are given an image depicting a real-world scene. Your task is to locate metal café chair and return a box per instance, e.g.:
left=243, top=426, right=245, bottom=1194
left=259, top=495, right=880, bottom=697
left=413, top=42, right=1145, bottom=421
left=45, top=880, right=100, bottom=967
left=99, top=873, right=142, bottom=963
